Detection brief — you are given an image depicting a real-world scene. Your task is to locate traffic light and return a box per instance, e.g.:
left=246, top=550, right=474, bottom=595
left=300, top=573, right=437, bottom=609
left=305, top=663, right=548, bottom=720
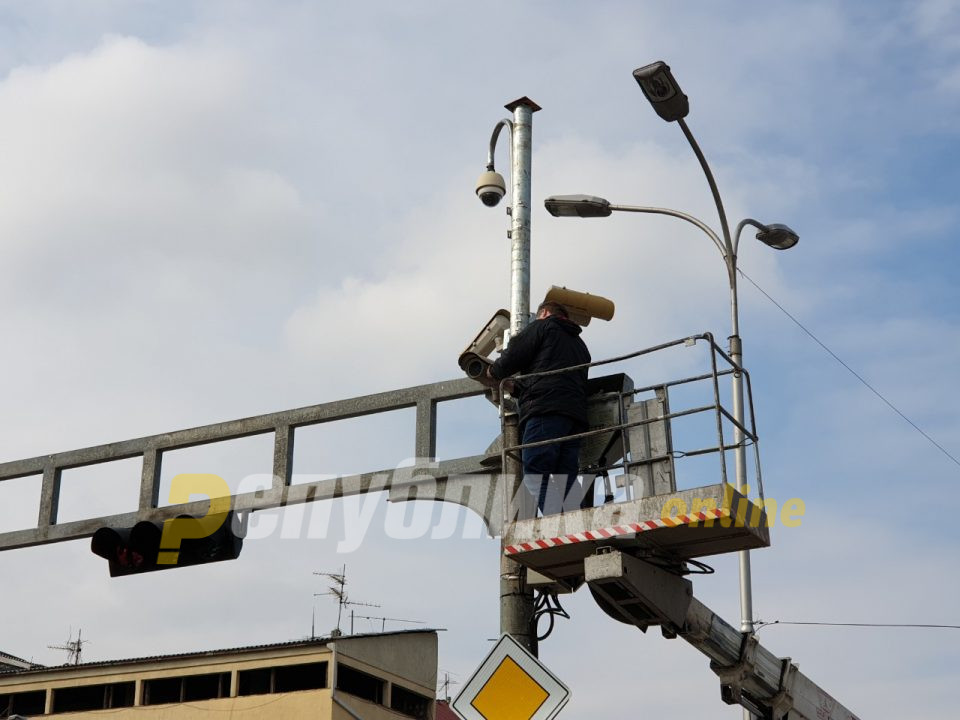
left=91, top=521, right=161, bottom=577
left=91, top=512, right=243, bottom=577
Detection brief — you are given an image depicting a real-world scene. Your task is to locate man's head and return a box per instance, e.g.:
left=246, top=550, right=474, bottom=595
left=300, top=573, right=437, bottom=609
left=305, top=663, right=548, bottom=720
left=536, top=301, right=570, bottom=321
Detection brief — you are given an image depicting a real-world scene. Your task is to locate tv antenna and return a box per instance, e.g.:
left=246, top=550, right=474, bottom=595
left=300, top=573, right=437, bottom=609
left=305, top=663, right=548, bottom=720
left=313, top=564, right=379, bottom=636
left=438, top=670, right=460, bottom=702
left=48, top=629, right=88, bottom=665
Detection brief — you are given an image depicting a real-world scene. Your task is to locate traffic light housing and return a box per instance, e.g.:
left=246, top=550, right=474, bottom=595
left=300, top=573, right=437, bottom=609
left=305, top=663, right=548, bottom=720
left=91, top=512, right=243, bottom=577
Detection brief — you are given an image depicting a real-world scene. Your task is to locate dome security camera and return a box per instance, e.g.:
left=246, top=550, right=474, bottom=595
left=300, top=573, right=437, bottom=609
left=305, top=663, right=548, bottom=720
left=475, top=170, right=506, bottom=207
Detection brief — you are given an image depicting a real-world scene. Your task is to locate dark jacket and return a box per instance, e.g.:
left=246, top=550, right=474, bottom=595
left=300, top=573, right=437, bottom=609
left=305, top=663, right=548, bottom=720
left=490, top=315, right=591, bottom=427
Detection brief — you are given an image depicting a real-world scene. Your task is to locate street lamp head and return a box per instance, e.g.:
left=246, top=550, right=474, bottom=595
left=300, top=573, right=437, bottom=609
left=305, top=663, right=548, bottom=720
left=544, top=194, right=612, bottom=218
left=755, top=223, right=799, bottom=250
left=475, top=169, right=506, bottom=207
left=633, top=61, right=689, bottom=122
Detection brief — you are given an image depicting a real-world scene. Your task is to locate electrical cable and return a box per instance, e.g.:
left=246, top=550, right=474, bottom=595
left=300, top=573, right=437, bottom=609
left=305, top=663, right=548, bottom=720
left=737, top=267, right=960, bottom=469
left=755, top=620, right=960, bottom=631
left=681, top=558, right=715, bottom=575
left=533, top=590, right=570, bottom=641
left=641, top=555, right=715, bottom=575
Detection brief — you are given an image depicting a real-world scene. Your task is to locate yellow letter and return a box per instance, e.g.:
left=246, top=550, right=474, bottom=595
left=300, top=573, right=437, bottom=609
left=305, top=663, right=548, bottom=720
left=718, top=483, right=737, bottom=527
left=781, top=498, right=805, bottom=528
left=661, top=497, right=688, bottom=521
left=158, top=474, right=232, bottom=564
left=689, top=498, right=717, bottom=527
left=730, top=484, right=754, bottom=528
left=750, top=497, right=778, bottom=528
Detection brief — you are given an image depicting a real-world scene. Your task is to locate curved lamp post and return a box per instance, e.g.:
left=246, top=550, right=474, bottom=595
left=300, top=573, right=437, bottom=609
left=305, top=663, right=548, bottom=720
left=544, top=61, right=798, bottom=661
left=631, top=62, right=799, bottom=658
left=475, top=98, right=542, bottom=342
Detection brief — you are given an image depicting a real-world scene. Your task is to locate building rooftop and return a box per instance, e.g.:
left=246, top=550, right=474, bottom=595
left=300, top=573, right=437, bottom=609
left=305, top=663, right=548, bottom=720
left=0, top=650, right=38, bottom=671
left=437, top=700, right=459, bottom=720
left=0, top=628, right=439, bottom=678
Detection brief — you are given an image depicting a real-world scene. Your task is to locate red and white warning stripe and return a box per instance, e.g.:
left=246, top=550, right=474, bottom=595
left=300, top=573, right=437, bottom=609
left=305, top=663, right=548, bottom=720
left=503, top=507, right=730, bottom=555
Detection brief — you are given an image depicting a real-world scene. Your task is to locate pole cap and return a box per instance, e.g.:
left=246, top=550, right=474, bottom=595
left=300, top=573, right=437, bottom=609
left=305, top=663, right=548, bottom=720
left=505, top=96, right=542, bottom=112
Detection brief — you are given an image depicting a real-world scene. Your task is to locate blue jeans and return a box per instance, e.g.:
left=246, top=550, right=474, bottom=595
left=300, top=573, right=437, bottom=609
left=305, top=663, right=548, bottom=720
left=521, top=414, right=583, bottom=515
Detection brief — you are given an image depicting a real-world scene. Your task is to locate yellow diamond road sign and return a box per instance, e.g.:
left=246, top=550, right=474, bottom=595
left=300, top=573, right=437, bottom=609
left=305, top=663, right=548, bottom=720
left=451, top=634, right=570, bottom=720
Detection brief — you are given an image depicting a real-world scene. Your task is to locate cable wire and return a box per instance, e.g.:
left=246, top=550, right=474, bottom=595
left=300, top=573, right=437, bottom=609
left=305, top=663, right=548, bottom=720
left=737, top=267, right=960, bottom=469
left=533, top=590, right=570, bottom=641
left=756, top=620, right=960, bottom=631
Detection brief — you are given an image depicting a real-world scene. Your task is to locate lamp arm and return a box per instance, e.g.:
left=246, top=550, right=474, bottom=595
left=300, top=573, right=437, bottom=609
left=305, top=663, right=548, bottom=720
left=733, top=218, right=767, bottom=256
left=487, top=118, right=514, bottom=170
left=678, top=118, right=733, bottom=258
left=609, top=204, right=726, bottom=257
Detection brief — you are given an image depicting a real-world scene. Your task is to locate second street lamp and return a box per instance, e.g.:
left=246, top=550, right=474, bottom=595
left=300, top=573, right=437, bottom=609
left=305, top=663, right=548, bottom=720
left=543, top=191, right=798, bottom=645
left=631, top=62, right=798, bottom=680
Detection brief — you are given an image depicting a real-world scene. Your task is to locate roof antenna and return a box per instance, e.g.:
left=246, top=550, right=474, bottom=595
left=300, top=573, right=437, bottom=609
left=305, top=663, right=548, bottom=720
left=48, top=628, right=88, bottom=665
left=438, top=670, right=460, bottom=703
left=313, top=564, right=379, bottom=636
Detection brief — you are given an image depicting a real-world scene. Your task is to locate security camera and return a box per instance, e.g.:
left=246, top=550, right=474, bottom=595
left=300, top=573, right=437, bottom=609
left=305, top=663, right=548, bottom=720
left=459, top=309, right=510, bottom=381
left=475, top=170, right=506, bottom=207
left=460, top=352, right=492, bottom=380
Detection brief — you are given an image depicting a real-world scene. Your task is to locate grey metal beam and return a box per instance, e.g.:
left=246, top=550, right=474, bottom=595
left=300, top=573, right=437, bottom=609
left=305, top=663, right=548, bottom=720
left=0, top=378, right=479, bottom=482
left=0, top=377, right=486, bottom=551
left=37, top=466, right=60, bottom=527
left=415, top=399, right=438, bottom=460
left=0, top=455, right=491, bottom=551
left=272, top=424, right=295, bottom=491
left=138, top=447, right=161, bottom=512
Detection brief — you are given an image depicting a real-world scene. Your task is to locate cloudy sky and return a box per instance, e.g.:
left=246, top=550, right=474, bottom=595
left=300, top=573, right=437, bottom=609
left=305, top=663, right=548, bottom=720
left=1, top=1, right=958, bottom=717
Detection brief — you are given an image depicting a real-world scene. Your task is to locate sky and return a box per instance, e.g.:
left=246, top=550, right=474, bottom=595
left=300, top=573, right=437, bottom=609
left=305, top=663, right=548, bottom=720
left=0, top=0, right=959, bottom=717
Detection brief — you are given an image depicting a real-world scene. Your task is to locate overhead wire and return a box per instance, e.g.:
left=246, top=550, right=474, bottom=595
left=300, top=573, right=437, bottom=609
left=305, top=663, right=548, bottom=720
left=756, top=620, right=960, bottom=631
left=737, top=267, right=960, bottom=469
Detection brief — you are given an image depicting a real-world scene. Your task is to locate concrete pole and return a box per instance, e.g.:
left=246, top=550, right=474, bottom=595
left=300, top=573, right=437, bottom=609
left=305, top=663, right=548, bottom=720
left=500, top=415, right=537, bottom=654
left=499, top=97, right=540, bottom=654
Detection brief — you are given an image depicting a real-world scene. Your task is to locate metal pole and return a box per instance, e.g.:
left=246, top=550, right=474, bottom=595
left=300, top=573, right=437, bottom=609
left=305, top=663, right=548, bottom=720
left=679, top=117, right=754, bottom=719
left=500, top=415, right=537, bottom=654
left=728, top=273, right=753, bottom=636
left=499, top=97, right=539, bottom=654
left=507, top=98, right=537, bottom=338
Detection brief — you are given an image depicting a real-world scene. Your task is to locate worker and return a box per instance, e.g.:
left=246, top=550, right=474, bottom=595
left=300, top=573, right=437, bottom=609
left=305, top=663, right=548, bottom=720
left=487, top=301, right=591, bottom=515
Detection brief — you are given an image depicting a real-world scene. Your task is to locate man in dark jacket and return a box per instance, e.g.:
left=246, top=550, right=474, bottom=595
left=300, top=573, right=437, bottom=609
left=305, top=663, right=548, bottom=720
left=488, top=301, right=591, bottom=515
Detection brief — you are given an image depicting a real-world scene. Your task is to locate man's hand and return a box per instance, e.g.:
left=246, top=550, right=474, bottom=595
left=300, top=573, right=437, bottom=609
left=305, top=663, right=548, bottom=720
left=486, top=367, right=515, bottom=394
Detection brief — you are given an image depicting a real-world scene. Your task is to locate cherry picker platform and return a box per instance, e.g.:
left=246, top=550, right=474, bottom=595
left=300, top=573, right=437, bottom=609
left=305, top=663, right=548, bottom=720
left=495, top=334, right=771, bottom=583
left=491, top=335, right=859, bottom=718
left=503, top=482, right=769, bottom=586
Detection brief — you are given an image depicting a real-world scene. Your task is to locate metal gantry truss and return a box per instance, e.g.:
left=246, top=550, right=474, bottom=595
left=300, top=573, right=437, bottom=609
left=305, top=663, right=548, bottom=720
left=0, top=377, right=487, bottom=551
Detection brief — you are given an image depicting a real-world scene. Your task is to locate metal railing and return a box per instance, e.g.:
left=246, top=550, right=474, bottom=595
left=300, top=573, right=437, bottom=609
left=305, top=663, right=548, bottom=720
left=499, top=332, right=764, bottom=506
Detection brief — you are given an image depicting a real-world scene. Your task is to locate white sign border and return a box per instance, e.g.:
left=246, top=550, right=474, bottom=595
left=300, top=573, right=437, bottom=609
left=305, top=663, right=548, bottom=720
left=450, top=633, right=571, bottom=720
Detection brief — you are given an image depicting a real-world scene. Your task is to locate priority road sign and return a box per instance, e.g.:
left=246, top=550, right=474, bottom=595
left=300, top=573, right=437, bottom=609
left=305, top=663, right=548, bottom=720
left=451, top=634, right=570, bottom=720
